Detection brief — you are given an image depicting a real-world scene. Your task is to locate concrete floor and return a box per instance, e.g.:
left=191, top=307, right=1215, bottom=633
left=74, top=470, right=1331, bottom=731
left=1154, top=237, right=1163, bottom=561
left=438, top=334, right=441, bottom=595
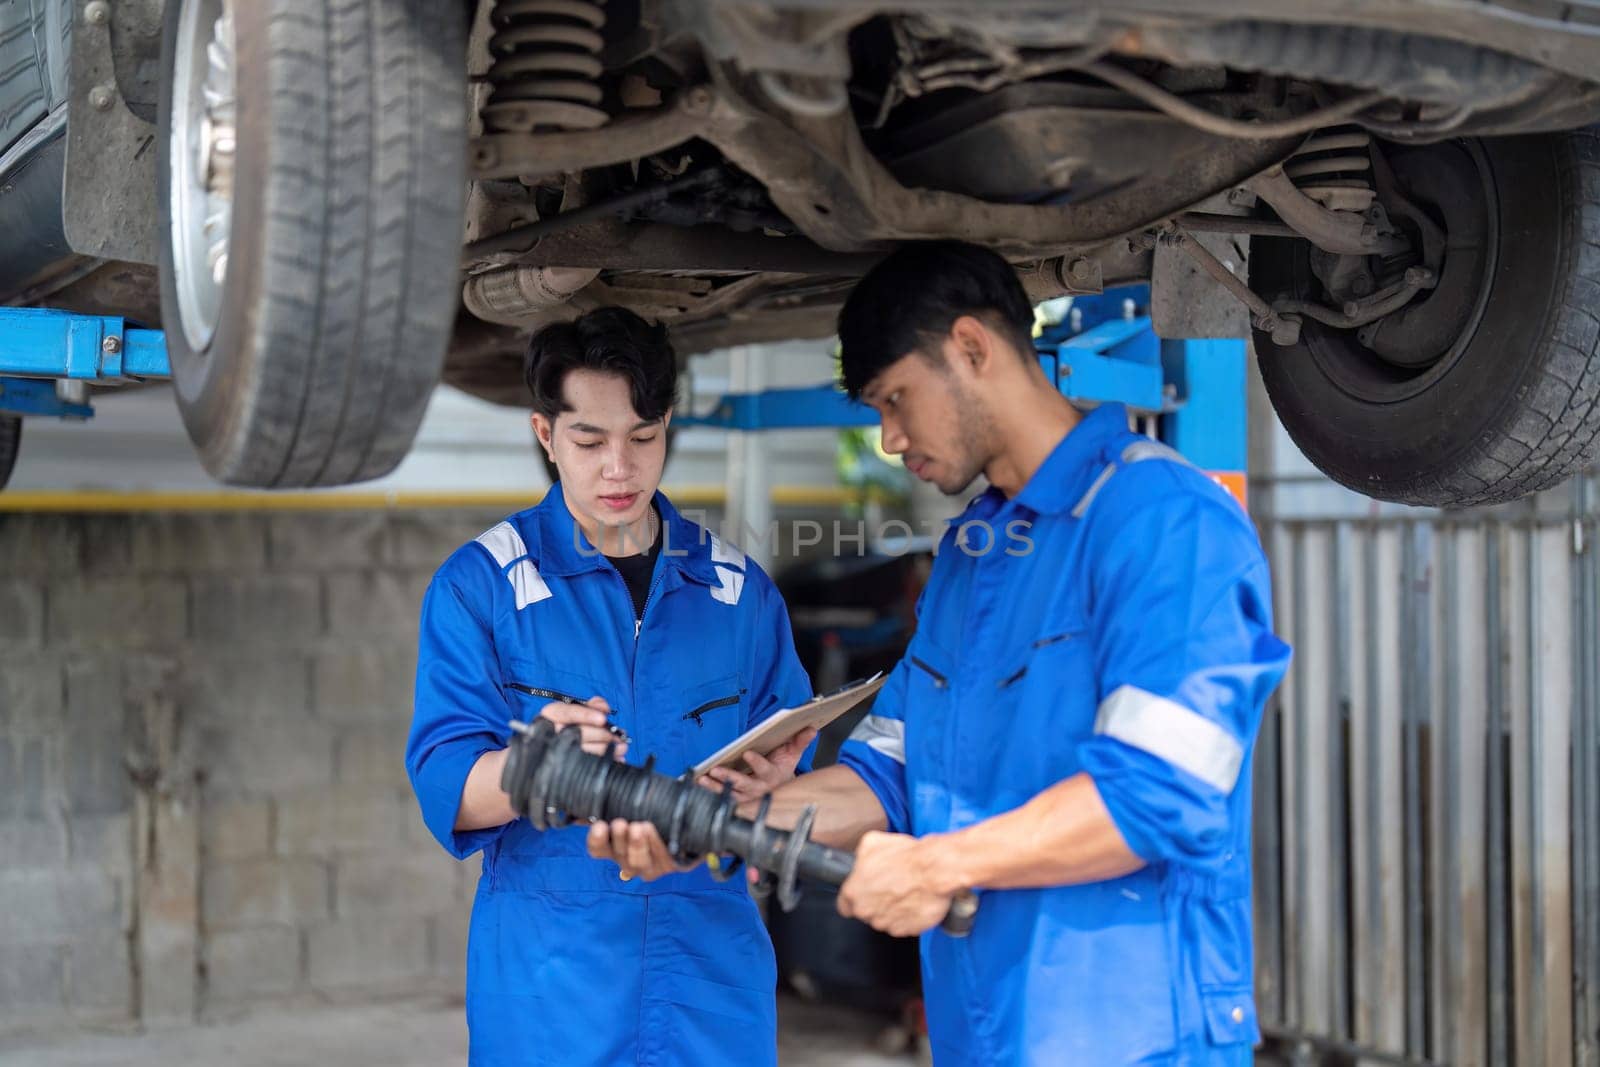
left=0, top=994, right=919, bottom=1067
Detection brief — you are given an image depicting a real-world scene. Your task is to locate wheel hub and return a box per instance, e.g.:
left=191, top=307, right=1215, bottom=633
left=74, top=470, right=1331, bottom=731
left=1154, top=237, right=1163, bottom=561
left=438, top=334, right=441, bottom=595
left=169, top=0, right=236, bottom=352
left=1292, top=140, right=1498, bottom=405
left=1362, top=146, right=1490, bottom=370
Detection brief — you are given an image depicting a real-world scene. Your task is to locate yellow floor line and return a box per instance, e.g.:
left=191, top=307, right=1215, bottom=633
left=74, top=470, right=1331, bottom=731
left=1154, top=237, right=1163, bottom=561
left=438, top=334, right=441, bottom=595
left=0, top=484, right=861, bottom=512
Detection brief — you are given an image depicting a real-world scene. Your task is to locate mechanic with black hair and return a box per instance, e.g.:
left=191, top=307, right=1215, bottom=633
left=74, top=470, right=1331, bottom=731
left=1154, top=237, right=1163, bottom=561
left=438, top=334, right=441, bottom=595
left=405, top=306, right=817, bottom=1066
left=598, top=243, right=1291, bottom=1064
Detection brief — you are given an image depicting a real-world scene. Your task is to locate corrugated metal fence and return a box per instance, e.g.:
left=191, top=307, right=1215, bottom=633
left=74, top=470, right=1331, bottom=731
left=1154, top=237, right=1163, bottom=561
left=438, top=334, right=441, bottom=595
left=1253, top=488, right=1599, bottom=1066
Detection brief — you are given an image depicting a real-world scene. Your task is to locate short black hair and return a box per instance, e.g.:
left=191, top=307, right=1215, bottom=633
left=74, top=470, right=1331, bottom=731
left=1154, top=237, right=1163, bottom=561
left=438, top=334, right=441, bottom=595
left=837, top=241, right=1035, bottom=399
left=524, top=307, right=678, bottom=422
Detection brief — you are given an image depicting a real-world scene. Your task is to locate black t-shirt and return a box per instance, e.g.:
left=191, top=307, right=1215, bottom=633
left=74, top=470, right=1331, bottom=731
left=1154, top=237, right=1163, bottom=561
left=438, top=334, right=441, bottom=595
left=605, top=514, right=662, bottom=621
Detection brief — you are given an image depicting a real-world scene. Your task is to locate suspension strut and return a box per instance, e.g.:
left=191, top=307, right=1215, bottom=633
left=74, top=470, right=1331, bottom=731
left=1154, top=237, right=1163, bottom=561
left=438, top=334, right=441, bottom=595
left=501, top=717, right=980, bottom=937
left=484, top=0, right=610, bottom=134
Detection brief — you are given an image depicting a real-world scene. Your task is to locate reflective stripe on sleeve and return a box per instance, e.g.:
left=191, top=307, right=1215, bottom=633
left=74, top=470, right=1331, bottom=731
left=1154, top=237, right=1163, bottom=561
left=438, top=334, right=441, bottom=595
left=849, top=714, right=906, bottom=765
left=1093, top=684, right=1244, bottom=793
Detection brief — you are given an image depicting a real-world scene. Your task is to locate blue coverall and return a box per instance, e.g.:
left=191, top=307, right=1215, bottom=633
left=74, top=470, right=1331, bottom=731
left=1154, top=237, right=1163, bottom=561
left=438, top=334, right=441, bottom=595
left=840, top=403, right=1291, bottom=1065
left=407, top=485, right=813, bottom=1067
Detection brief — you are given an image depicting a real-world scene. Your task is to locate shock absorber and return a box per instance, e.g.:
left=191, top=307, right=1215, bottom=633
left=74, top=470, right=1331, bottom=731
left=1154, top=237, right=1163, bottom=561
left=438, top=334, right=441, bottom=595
left=501, top=717, right=980, bottom=936
left=484, top=0, right=610, bottom=134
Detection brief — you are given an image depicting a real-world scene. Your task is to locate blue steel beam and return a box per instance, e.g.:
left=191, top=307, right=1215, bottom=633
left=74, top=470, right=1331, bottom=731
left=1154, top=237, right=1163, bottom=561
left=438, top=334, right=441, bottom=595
left=0, top=377, right=94, bottom=419
left=0, top=307, right=171, bottom=381
left=675, top=383, right=878, bottom=431
left=1041, top=314, right=1168, bottom=412
left=1160, top=338, right=1249, bottom=474
left=676, top=284, right=1245, bottom=443
left=684, top=306, right=1178, bottom=433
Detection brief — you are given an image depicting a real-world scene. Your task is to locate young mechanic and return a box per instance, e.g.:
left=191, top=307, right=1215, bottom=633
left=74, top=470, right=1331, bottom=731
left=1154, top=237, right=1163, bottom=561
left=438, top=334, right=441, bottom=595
left=594, top=243, right=1292, bottom=1065
left=406, top=307, right=816, bottom=1067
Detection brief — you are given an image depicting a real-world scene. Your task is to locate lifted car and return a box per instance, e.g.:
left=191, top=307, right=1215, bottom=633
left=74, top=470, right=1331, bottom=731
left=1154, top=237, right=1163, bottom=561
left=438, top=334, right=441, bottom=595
left=2, top=0, right=1598, bottom=504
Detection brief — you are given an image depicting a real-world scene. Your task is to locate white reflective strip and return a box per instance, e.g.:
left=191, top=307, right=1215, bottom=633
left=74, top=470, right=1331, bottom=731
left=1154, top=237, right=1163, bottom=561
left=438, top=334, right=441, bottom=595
left=1070, top=462, right=1118, bottom=518
left=475, top=521, right=528, bottom=569
left=849, top=714, right=906, bottom=765
left=508, top=560, right=553, bottom=610
left=1073, top=441, right=1199, bottom=519
left=1120, top=439, right=1196, bottom=469
left=710, top=565, right=745, bottom=605
left=709, top=535, right=746, bottom=570
left=1093, top=685, right=1244, bottom=793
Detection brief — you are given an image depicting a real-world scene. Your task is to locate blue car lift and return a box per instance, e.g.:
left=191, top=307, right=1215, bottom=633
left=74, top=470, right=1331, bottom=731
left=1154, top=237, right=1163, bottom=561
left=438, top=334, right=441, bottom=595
left=678, top=285, right=1249, bottom=507
left=0, top=291, right=1246, bottom=506
left=0, top=307, right=172, bottom=420
left=676, top=382, right=881, bottom=433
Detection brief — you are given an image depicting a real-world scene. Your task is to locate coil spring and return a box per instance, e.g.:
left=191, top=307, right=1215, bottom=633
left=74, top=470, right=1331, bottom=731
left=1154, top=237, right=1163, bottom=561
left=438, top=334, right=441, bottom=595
left=484, top=0, right=609, bottom=134
left=1285, top=127, right=1375, bottom=212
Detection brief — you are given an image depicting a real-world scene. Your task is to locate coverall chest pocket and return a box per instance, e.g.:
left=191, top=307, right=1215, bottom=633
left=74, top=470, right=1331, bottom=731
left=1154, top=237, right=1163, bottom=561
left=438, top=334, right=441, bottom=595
left=972, top=622, right=1096, bottom=807
left=995, top=626, right=1094, bottom=713
left=502, top=663, right=613, bottom=726
left=669, top=671, right=746, bottom=771
left=498, top=661, right=614, bottom=860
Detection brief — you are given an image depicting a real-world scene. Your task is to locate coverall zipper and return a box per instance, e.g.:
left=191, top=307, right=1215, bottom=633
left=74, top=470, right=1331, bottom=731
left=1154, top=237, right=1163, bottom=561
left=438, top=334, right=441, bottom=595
left=681, top=691, right=744, bottom=727
left=507, top=683, right=580, bottom=703
left=910, top=656, right=948, bottom=688
left=507, top=683, right=630, bottom=744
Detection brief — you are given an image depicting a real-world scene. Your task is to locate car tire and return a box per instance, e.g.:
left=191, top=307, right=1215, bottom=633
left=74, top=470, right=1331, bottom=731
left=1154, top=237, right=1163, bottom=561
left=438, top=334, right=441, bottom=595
left=0, top=415, right=20, bottom=491
left=157, top=0, right=467, bottom=487
left=1253, top=127, right=1600, bottom=507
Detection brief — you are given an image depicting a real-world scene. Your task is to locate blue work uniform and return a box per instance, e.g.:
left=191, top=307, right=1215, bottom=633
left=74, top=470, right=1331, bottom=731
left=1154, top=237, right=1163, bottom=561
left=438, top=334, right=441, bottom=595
left=839, top=403, right=1290, bottom=1065
left=406, top=484, right=813, bottom=1067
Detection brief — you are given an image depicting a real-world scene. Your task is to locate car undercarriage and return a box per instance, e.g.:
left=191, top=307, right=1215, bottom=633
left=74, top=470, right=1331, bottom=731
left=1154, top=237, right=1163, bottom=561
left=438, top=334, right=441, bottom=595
left=5, top=0, right=1600, bottom=502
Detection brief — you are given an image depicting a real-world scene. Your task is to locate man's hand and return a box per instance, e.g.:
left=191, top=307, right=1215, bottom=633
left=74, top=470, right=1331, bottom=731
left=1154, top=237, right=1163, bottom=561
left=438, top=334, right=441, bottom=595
left=698, top=726, right=817, bottom=805
left=586, top=727, right=818, bottom=879
left=837, top=830, right=958, bottom=938
left=539, top=696, right=627, bottom=760
left=586, top=819, right=694, bottom=881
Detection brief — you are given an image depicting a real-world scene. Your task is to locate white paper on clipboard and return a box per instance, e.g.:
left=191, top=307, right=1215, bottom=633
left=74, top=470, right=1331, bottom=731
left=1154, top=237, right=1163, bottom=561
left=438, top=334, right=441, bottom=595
left=691, top=672, right=888, bottom=777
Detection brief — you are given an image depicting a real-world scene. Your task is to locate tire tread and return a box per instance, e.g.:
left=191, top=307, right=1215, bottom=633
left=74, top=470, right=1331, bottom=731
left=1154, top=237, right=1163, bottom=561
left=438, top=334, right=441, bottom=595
left=1259, top=125, right=1600, bottom=508
left=169, top=0, right=466, bottom=487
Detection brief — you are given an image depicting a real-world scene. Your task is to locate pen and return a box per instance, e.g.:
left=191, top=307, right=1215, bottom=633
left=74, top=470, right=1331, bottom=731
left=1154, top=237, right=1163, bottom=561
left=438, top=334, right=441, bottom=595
left=507, top=682, right=630, bottom=745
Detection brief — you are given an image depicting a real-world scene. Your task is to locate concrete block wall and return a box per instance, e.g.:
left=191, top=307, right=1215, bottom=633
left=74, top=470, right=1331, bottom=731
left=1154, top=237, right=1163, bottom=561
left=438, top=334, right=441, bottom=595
left=0, top=509, right=506, bottom=1035
left=0, top=498, right=868, bottom=1037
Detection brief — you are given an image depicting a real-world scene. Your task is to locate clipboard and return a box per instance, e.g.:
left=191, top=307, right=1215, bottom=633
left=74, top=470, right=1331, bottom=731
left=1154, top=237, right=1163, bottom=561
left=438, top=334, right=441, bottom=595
left=691, top=672, right=888, bottom=776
